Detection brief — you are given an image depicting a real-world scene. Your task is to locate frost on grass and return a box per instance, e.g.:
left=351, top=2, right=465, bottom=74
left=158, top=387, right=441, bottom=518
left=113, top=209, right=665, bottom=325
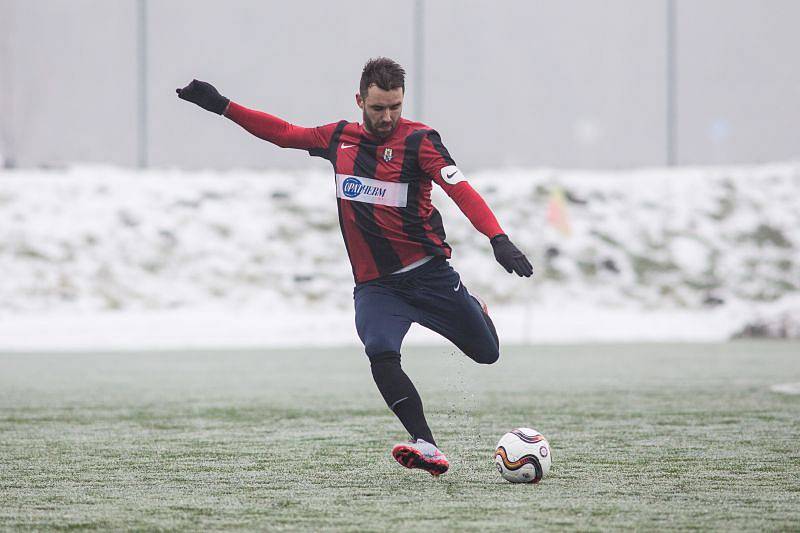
left=1, top=344, right=799, bottom=530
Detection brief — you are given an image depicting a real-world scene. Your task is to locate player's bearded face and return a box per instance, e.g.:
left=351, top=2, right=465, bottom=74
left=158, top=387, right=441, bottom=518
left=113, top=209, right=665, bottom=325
left=357, top=86, right=403, bottom=139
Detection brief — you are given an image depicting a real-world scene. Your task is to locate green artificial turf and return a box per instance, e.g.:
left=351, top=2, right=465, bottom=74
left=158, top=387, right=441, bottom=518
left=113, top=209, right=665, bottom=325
left=1, top=342, right=798, bottom=531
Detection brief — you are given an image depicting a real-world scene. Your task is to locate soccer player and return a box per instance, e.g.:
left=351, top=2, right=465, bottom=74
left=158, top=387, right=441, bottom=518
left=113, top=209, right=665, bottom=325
left=177, top=58, right=532, bottom=476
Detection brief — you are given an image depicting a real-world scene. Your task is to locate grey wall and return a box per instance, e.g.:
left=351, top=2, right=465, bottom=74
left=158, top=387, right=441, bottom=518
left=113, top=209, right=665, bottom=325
left=1, top=0, right=798, bottom=170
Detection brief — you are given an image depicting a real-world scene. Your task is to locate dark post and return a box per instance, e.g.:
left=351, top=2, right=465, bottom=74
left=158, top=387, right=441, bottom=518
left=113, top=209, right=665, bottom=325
left=666, top=0, right=677, bottom=166
left=413, top=0, right=425, bottom=121
left=137, top=0, right=148, bottom=168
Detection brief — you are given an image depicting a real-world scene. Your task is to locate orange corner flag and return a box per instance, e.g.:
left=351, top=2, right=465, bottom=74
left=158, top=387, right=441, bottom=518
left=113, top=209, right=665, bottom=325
left=546, top=187, right=572, bottom=237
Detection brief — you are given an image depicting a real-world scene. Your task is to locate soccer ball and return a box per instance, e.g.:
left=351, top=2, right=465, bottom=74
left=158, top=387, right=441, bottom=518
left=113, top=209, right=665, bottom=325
left=494, top=428, right=552, bottom=483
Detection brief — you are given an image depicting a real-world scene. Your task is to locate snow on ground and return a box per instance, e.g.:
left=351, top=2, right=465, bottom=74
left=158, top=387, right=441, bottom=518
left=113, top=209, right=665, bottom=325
left=0, top=163, right=798, bottom=350
left=770, top=382, right=800, bottom=395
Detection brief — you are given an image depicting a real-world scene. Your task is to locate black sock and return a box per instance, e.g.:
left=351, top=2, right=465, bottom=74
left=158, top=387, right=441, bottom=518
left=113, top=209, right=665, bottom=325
left=369, top=351, right=435, bottom=446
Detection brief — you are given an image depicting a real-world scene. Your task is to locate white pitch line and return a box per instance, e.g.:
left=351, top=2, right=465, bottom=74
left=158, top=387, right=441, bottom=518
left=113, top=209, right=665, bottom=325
left=770, top=383, right=800, bottom=395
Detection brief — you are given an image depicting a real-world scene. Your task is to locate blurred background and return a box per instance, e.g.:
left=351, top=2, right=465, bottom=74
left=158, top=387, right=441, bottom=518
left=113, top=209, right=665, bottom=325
left=0, top=0, right=798, bottom=349
left=3, top=0, right=800, bottom=170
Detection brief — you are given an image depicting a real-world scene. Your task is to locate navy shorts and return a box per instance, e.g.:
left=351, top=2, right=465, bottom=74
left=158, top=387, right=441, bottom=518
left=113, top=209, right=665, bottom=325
left=353, top=257, right=499, bottom=364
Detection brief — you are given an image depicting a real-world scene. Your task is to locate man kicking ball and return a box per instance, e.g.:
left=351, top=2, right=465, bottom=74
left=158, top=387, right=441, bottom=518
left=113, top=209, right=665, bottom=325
left=177, top=57, right=533, bottom=476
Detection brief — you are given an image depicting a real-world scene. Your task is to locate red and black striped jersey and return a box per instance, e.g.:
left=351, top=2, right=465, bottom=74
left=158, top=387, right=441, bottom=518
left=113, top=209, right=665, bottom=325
left=225, top=102, right=504, bottom=283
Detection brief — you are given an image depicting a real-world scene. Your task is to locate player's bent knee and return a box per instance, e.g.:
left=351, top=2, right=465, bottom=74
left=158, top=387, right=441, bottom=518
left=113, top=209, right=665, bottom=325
left=365, top=337, right=402, bottom=359
left=465, top=343, right=499, bottom=365
left=478, top=348, right=500, bottom=365
left=367, top=350, right=401, bottom=365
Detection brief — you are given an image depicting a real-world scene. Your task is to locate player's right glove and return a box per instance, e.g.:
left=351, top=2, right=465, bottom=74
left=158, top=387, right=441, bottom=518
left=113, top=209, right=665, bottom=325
left=491, top=234, right=533, bottom=277
left=176, top=79, right=230, bottom=115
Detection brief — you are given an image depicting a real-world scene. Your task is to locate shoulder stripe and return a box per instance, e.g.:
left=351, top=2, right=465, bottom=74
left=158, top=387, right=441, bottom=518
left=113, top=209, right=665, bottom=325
left=307, top=120, right=348, bottom=161
left=424, top=130, right=456, bottom=166
left=419, top=130, right=449, bottom=247
left=400, top=129, right=441, bottom=255
left=327, top=120, right=349, bottom=166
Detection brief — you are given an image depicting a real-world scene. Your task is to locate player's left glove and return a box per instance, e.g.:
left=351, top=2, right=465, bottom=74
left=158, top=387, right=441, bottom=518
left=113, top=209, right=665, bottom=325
left=491, top=234, right=533, bottom=277
left=176, top=79, right=230, bottom=115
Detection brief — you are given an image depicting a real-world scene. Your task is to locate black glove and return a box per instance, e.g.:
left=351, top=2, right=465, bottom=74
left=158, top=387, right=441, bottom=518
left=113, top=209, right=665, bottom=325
left=176, top=79, right=230, bottom=115
left=491, top=234, right=533, bottom=277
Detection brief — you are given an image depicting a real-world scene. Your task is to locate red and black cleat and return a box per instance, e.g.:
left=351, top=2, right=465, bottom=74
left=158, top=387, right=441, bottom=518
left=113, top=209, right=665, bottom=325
left=391, top=439, right=449, bottom=476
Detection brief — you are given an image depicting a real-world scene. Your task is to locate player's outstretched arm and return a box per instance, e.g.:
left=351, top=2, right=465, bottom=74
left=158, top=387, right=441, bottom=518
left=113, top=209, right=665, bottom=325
left=451, top=182, right=534, bottom=277
left=418, top=131, right=534, bottom=278
left=448, top=182, right=533, bottom=278
left=176, top=79, right=330, bottom=150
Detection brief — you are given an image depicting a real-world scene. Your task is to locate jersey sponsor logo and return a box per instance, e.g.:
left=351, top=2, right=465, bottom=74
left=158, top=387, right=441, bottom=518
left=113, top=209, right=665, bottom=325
left=341, top=143, right=356, bottom=149
left=440, top=165, right=466, bottom=185
left=336, top=174, right=408, bottom=207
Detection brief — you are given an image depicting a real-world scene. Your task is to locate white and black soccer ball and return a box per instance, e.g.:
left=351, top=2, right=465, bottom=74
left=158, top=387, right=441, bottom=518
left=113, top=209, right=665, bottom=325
left=494, top=428, right=552, bottom=483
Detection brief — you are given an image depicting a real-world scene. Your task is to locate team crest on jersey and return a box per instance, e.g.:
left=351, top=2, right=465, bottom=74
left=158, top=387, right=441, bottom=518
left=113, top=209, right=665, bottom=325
left=383, top=148, right=393, bottom=162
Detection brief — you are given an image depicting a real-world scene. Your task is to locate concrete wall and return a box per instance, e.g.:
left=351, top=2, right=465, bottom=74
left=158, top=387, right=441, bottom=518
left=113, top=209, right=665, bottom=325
left=2, top=0, right=798, bottom=170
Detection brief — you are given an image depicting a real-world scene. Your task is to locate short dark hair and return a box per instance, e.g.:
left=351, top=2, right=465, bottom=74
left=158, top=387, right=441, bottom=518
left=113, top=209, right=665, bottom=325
left=359, top=57, right=406, bottom=97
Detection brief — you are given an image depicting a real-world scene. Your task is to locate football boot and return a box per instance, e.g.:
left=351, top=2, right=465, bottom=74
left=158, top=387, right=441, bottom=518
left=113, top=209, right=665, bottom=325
left=391, top=439, right=449, bottom=476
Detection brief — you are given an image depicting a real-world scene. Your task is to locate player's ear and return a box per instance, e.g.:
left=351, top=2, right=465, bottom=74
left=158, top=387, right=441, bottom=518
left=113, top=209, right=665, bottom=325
left=356, top=92, right=364, bottom=110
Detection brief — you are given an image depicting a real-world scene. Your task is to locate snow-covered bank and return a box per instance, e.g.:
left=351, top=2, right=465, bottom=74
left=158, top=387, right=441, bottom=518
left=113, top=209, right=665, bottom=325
left=1, top=164, right=798, bottom=349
